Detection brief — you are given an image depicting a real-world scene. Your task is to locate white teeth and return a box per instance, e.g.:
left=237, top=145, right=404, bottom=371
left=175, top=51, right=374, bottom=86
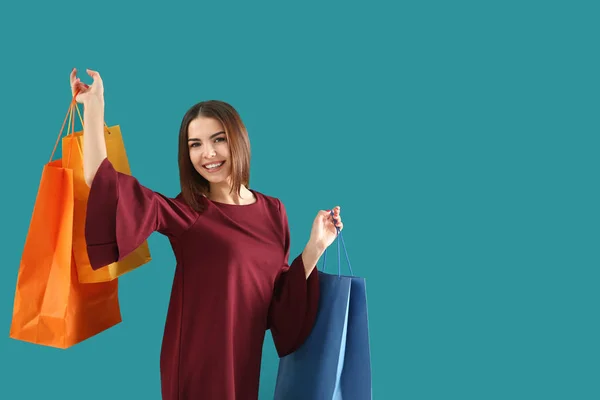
left=205, top=162, right=224, bottom=169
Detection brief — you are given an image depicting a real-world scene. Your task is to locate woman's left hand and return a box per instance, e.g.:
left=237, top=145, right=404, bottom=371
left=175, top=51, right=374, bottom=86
left=309, top=206, right=343, bottom=252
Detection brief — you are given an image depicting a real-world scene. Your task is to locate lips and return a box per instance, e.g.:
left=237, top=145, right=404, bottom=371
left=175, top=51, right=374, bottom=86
left=202, top=160, right=225, bottom=172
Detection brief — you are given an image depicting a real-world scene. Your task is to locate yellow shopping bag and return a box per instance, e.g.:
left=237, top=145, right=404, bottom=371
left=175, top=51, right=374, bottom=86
left=62, top=105, right=152, bottom=283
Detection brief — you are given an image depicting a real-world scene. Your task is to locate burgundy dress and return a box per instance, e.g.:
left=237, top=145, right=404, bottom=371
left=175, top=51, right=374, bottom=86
left=84, top=157, right=320, bottom=400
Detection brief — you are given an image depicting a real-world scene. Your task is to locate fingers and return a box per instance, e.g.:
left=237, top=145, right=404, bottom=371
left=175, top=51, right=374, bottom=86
left=327, top=206, right=343, bottom=230
left=318, top=205, right=343, bottom=231
left=325, top=206, right=340, bottom=215
left=70, top=68, right=90, bottom=97
left=318, top=210, right=330, bottom=218
left=73, top=81, right=89, bottom=96
left=70, top=68, right=78, bottom=95
left=332, top=215, right=342, bottom=228
left=74, top=84, right=89, bottom=97
left=86, top=69, right=103, bottom=85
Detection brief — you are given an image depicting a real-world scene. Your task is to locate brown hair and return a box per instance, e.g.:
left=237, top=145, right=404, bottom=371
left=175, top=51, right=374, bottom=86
left=178, top=100, right=251, bottom=212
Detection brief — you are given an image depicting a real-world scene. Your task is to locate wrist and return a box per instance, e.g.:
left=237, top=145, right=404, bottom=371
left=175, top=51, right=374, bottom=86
left=83, top=96, right=105, bottom=110
left=303, top=240, right=325, bottom=264
left=301, top=240, right=325, bottom=278
left=308, top=237, right=326, bottom=254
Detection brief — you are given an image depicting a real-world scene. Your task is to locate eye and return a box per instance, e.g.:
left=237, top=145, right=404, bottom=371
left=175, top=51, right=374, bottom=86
left=215, top=137, right=227, bottom=143
left=189, top=142, right=200, bottom=148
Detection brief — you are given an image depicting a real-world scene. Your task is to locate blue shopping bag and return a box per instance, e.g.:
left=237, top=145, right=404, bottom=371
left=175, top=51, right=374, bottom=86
left=274, top=222, right=372, bottom=400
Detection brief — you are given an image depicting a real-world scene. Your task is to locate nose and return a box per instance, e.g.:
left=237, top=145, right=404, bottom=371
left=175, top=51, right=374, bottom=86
left=203, top=146, right=217, bottom=159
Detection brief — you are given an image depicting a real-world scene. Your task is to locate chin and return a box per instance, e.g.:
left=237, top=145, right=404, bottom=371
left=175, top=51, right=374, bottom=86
left=204, top=176, right=230, bottom=184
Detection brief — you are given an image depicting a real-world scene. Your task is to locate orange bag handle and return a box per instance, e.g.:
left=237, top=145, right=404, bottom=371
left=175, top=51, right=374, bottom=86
left=49, top=92, right=79, bottom=165
left=48, top=92, right=111, bottom=165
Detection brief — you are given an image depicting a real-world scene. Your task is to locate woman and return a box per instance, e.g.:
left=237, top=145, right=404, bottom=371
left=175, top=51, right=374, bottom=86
left=69, top=68, right=344, bottom=400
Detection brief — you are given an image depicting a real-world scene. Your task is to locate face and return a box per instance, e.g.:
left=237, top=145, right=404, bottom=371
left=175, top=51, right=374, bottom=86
left=187, top=116, right=232, bottom=185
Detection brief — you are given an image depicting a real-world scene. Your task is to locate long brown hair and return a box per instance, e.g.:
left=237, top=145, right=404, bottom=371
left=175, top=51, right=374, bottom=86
left=178, top=100, right=251, bottom=212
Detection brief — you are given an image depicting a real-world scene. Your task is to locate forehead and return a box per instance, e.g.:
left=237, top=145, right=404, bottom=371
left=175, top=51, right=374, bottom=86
left=188, top=116, right=224, bottom=139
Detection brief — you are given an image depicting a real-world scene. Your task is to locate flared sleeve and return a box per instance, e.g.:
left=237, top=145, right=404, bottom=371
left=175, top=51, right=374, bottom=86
left=267, top=200, right=320, bottom=357
left=84, top=157, right=198, bottom=270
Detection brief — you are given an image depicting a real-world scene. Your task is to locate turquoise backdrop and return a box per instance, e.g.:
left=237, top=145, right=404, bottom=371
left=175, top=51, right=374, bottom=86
left=1, top=1, right=599, bottom=399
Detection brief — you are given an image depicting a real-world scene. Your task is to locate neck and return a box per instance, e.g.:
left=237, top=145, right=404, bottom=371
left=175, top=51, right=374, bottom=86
left=208, top=181, right=255, bottom=205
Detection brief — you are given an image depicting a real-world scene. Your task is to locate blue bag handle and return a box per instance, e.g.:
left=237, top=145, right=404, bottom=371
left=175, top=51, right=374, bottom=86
left=321, top=210, right=354, bottom=277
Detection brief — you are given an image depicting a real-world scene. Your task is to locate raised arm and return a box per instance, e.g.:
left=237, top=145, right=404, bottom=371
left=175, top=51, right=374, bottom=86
left=70, top=68, right=107, bottom=186
left=70, top=68, right=198, bottom=270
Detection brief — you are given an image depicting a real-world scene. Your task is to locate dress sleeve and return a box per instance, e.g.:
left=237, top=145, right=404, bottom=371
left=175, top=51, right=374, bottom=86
left=267, top=200, right=320, bottom=357
left=84, top=157, right=198, bottom=270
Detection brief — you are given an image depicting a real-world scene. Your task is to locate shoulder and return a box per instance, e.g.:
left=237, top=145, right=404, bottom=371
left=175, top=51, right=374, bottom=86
left=252, top=190, right=288, bottom=219
left=252, top=191, right=290, bottom=237
left=172, top=192, right=204, bottom=213
left=157, top=192, right=203, bottom=221
left=253, top=190, right=283, bottom=210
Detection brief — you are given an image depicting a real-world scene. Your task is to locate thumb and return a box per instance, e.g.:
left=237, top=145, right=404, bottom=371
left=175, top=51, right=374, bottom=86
left=86, top=69, right=103, bottom=86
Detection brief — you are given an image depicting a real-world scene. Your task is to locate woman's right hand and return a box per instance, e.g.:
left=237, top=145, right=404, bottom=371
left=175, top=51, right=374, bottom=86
left=70, top=68, right=104, bottom=106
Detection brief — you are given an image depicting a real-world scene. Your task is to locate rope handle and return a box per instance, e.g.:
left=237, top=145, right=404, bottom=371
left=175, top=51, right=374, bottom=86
left=321, top=210, right=354, bottom=277
left=49, top=93, right=111, bottom=165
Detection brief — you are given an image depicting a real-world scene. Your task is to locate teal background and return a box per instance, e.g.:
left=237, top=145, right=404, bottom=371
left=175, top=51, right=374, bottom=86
left=1, top=1, right=599, bottom=399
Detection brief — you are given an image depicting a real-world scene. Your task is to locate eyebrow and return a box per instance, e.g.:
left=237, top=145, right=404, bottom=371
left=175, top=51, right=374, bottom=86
left=188, top=131, right=226, bottom=142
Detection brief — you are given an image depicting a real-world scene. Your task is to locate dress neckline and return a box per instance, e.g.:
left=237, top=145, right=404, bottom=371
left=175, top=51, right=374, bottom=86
left=205, top=189, right=260, bottom=208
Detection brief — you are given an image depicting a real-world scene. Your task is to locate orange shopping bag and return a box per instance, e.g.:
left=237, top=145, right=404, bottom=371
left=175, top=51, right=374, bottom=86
left=9, top=98, right=122, bottom=349
left=62, top=105, right=151, bottom=283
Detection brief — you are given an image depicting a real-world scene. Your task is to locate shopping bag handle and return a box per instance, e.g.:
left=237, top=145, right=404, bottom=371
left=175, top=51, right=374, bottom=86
left=49, top=93, right=112, bottom=166
left=321, top=210, right=354, bottom=277
left=49, top=91, right=79, bottom=165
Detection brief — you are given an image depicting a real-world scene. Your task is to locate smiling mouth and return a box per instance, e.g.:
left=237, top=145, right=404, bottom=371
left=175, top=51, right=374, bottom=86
left=203, top=161, right=225, bottom=172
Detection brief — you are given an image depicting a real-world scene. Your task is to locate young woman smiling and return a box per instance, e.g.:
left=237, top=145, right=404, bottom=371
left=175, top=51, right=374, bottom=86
left=70, top=68, right=344, bottom=400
